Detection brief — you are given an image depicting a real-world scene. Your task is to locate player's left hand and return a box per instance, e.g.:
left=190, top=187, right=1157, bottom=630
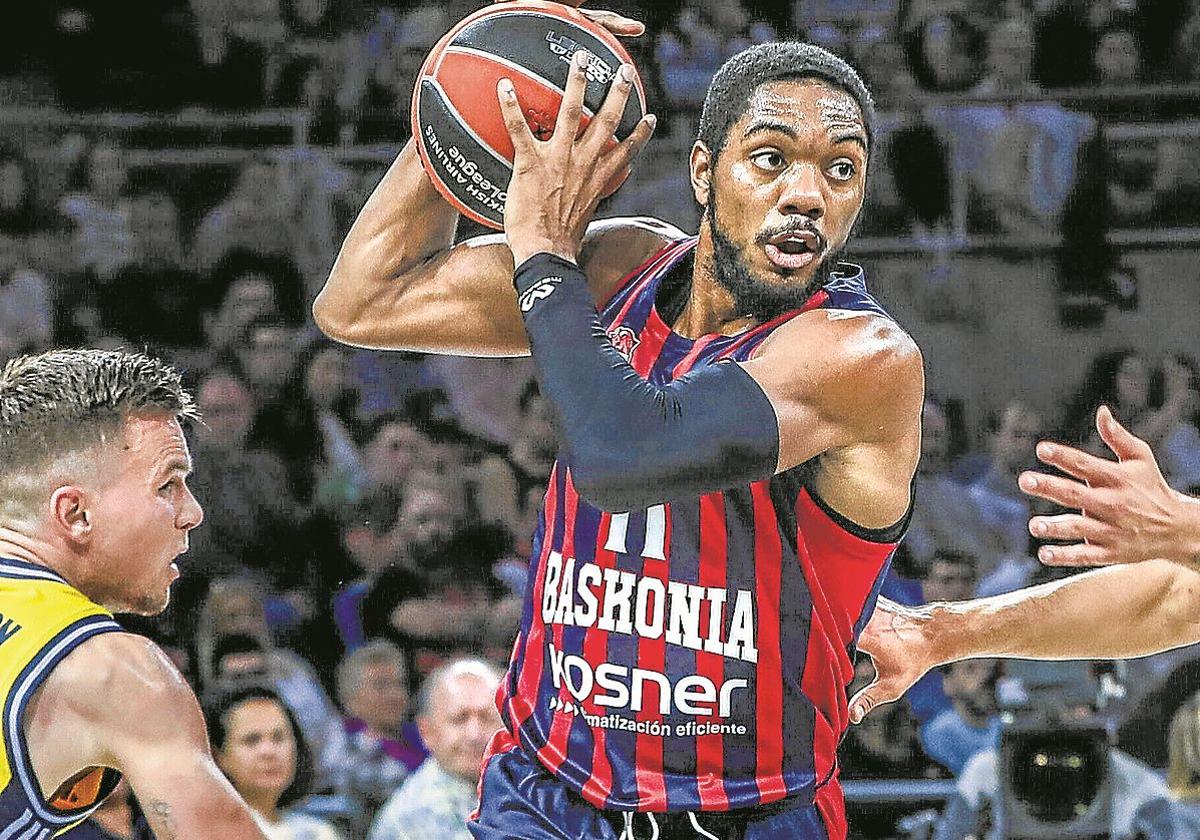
left=1019, top=405, right=1200, bottom=570
left=497, top=49, right=656, bottom=266
left=849, top=598, right=938, bottom=724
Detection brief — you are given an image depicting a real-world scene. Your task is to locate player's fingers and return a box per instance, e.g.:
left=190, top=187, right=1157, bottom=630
left=1096, top=404, right=1156, bottom=464
left=585, top=62, right=637, bottom=150
left=497, top=79, right=537, bottom=155
left=1018, top=470, right=1113, bottom=515
left=1028, top=513, right=1117, bottom=545
left=849, top=679, right=901, bottom=724
left=580, top=8, right=646, bottom=36
left=1036, top=541, right=1115, bottom=567
left=1033, top=440, right=1117, bottom=486
left=552, top=50, right=590, bottom=145
left=598, top=112, right=656, bottom=179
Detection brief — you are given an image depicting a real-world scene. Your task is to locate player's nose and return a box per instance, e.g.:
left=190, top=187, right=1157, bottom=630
left=776, top=163, right=824, bottom=220
left=179, top=485, right=204, bottom=531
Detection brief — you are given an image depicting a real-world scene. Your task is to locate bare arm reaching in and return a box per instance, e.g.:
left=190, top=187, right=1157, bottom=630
left=26, top=633, right=268, bottom=840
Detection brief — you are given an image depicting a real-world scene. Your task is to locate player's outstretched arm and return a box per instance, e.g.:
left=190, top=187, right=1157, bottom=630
left=1019, top=404, right=1200, bottom=570
left=849, top=559, right=1200, bottom=723
left=27, top=633, right=268, bottom=840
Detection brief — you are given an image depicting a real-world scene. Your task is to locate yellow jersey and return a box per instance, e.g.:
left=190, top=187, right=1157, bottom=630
left=0, top=558, right=123, bottom=838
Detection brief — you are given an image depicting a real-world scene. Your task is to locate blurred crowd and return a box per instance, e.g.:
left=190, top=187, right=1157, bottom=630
left=2, top=0, right=1200, bottom=839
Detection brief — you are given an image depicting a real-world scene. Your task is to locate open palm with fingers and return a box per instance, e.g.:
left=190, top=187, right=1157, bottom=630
left=497, top=48, right=656, bottom=265
left=1019, top=405, right=1200, bottom=570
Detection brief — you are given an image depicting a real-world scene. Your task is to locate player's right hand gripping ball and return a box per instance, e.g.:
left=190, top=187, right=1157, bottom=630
left=411, top=0, right=646, bottom=229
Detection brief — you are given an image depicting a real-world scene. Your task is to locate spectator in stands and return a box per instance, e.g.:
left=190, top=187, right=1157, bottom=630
left=475, top=381, right=557, bottom=538
left=0, top=144, right=44, bottom=236
left=186, top=368, right=297, bottom=578
left=905, top=398, right=1000, bottom=569
left=197, top=577, right=343, bottom=780
left=361, top=415, right=429, bottom=495
left=905, top=12, right=985, bottom=93
left=1155, top=354, right=1200, bottom=493
left=207, top=684, right=344, bottom=839
left=193, top=157, right=295, bottom=276
left=1063, top=348, right=1187, bottom=455
left=58, top=139, right=132, bottom=282
left=298, top=343, right=368, bottom=511
left=350, top=7, right=451, bottom=143
left=1093, top=27, right=1143, bottom=86
left=208, top=632, right=274, bottom=692
left=332, top=488, right=407, bottom=651
left=967, top=401, right=1043, bottom=557
left=655, top=0, right=776, bottom=109
left=922, top=549, right=977, bottom=603
left=368, top=659, right=502, bottom=840
left=323, top=641, right=427, bottom=835
left=920, top=659, right=1002, bottom=775
left=0, top=232, right=53, bottom=361
left=1166, top=693, right=1200, bottom=830
left=972, top=16, right=1042, bottom=97
left=104, top=190, right=208, bottom=348
left=203, top=259, right=295, bottom=354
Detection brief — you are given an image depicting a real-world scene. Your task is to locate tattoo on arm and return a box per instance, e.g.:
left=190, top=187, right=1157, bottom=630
left=148, top=801, right=178, bottom=840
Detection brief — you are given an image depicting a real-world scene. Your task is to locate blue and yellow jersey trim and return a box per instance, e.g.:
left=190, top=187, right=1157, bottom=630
left=0, top=559, right=124, bottom=837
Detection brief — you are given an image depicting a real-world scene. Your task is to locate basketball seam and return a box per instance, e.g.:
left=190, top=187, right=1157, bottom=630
left=447, top=8, right=639, bottom=70
left=441, top=45, right=597, bottom=121
left=421, top=77, right=513, bottom=169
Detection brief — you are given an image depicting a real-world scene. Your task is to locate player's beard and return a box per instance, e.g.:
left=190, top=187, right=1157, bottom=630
left=706, top=192, right=843, bottom=323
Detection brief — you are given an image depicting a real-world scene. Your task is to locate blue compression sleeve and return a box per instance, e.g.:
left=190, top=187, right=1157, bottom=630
left=514, top=252, right=780, bottom=512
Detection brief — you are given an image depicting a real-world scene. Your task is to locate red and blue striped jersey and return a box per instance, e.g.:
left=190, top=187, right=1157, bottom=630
left=497, top=237, right=908, bottom=820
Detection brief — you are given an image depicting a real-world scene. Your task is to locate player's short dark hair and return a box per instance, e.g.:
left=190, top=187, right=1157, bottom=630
left=0, top=349, right=199, bottom=525
left=697, top=42, right=876, bottom=162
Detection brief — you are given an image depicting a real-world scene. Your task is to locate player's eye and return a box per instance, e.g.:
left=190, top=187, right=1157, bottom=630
left=750, top=150, right=786, bottom=172
left=828, top=160, right=856, bottom=182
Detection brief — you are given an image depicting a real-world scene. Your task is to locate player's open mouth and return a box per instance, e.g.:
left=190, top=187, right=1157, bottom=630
left=764, top=230, right=821, bottom=271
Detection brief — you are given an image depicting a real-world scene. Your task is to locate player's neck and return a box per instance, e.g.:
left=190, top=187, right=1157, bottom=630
left=0, top=529, right=66, bottom=575
left=674, top=231, right=761, bottom=339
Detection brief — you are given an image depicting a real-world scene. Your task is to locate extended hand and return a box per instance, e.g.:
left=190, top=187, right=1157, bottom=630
left=491, top=0, right=646, bottom=37
left=497, top=50, right=656, bottom=265
left=848, top=598, right=939, bottom=724
left=1019, top=405, right=1200, bottom=570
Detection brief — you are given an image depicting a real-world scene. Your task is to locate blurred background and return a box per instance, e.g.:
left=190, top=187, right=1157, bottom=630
left=4, top=1, right=1200, bottom=838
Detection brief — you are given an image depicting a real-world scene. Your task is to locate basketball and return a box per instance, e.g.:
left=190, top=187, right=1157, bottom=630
left=411, top=1, right=647, bottom=229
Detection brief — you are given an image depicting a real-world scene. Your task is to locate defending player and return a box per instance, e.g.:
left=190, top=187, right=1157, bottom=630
left=0, top=349, right=270, bottom=838
left=850, top=406, right=1200, bottom=725
left=315, top=12, right=922, bottom=840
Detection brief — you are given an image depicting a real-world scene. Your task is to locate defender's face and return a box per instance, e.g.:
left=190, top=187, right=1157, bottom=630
left=86, top=415, right=203, bottom=615
left=698, top=79, right=868, bottom=292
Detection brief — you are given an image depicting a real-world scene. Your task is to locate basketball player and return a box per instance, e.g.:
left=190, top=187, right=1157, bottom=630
left=0, top=349, right=270, bottom=838
left=316, top=15, right=922, bottom=839
left=849, top=406, right=1200, bottom=725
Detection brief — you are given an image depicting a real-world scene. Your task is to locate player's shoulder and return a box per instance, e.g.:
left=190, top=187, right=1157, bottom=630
left=41, top=631, right=195, bottom=723
left=768, top=307, right=922, bottom=383
left=582, top=216, right=688, bottom=271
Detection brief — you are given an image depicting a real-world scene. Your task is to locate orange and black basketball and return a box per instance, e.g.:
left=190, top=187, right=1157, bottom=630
left=411, top=1, right=647, bottom=229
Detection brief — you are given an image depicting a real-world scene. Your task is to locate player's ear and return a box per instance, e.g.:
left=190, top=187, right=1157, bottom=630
left=690, top=141, right=712, bottom=209
left=50, top=485, right=93, bottom=543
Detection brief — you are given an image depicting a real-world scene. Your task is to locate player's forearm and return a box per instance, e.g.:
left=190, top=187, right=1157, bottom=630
left=516, top=254, right=778, bottom=511
left=924, top=560, right=1200, bottom=663
left=1170, top=493, right=1200, bottom=568
left=313, top=141, right=458, bottom=341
